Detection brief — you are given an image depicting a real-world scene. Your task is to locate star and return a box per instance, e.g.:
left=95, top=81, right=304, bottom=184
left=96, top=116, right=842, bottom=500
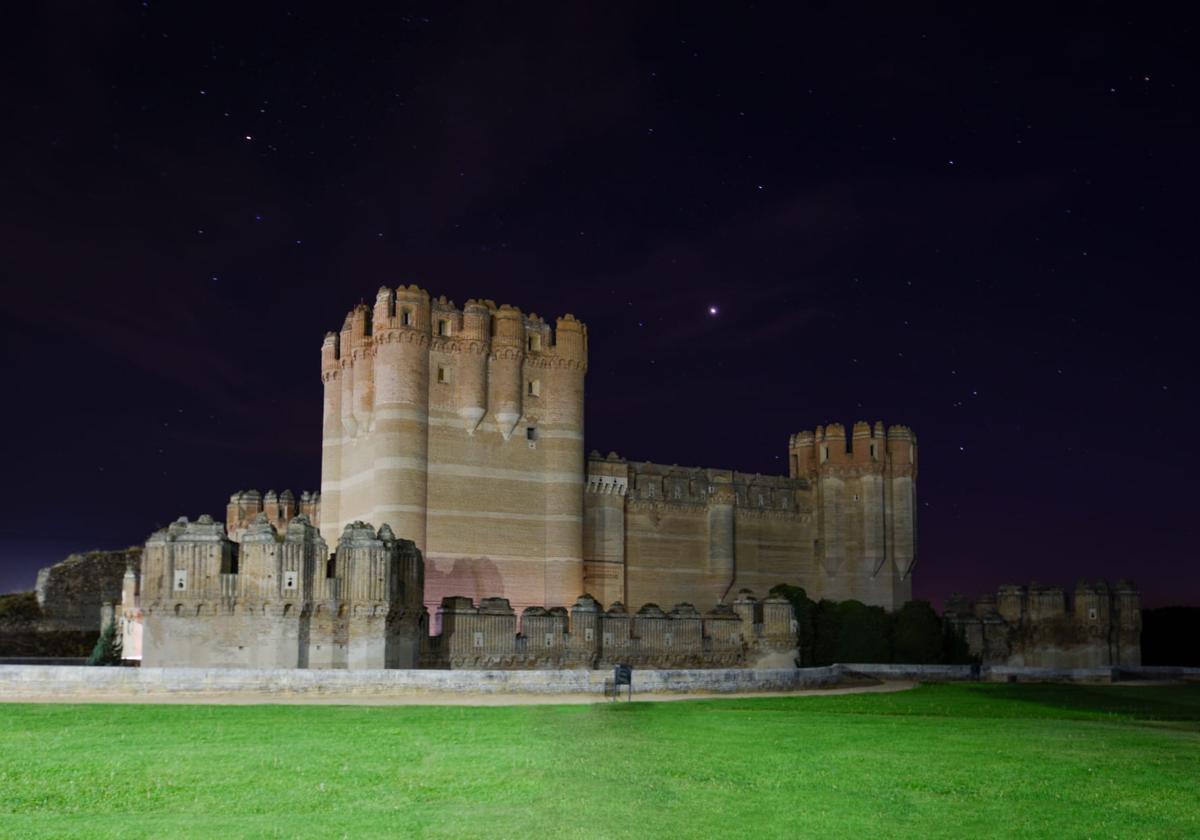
left=708, top=305, right=719, bottom=316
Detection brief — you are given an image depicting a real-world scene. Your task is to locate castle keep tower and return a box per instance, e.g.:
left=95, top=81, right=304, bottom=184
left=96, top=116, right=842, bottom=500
left=320, top=287, right=588, bottom=618
left=788, top=422, right=917, bottom=606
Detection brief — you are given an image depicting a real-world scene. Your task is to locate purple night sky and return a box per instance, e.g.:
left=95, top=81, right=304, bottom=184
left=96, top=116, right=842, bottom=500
left=1, top=4, right=1197, bottom=608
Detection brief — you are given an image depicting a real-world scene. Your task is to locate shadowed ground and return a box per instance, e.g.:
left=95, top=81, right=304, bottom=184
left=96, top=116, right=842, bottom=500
left=1, top=683, right=1197, bottom=838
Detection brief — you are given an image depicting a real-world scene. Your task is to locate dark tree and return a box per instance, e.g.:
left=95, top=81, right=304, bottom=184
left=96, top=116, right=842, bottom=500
left=811, top=600, right=842, bottom=666
left=834, top=600, right=891, bottom=663
left=891, top=600, right=944, bottom=664
left=86, top=620, right=122, bottom=666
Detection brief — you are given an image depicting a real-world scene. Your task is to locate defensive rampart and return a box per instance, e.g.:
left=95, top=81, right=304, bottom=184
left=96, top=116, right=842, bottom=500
left=422, top=589, right=797, bottom=670
left=945, top=580, right=1141, bottom=668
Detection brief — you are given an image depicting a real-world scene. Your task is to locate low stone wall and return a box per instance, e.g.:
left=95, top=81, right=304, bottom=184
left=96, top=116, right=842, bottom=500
left=839, top=663, right=977, bottom=681
left=843, top=662, right=1200, bottom=683
left=985, top=665, right=1120, bottom=683
left=4, top=664, right=1193, bottom=702
left=0, top=664, right=845, bottom=699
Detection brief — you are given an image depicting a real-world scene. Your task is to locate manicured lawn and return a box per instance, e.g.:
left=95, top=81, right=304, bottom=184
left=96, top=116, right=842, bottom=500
left=1, top=683, right=1198, bottom=838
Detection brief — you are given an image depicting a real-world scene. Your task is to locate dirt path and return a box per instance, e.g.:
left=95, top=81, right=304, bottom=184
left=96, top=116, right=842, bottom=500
left=0, top=679, right=917, bottom=706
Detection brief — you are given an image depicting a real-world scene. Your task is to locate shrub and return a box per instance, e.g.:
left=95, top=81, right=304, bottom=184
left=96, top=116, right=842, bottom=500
left=891, top=600, right=944, bottom=663
left=942, top=622, right=975, bottom=665
left=811, top=600, right=842, bottom=666
left=86, top=620, right=122, bottom=666
left=834, top=600, right=891, bottom=663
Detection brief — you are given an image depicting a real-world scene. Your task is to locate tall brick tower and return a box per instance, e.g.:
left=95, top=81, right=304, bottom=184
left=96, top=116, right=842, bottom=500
left=788, top=421, right=917, bottom=606
left=320, top=286, right=588, bottom=618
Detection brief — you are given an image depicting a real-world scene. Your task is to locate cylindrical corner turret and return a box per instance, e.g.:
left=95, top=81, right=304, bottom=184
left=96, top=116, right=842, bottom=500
left=456, top=299, right=491, bottom=434
left=320, top=331, right=339, bottom=375
left=788, top=430, right=815, bottom=477
left=364, top=285, right=431, bottom=552
left=552, top=314, right=587, bottom=366
left=488, top=305, right=525, bottom=439
left=886, top=424, right=917, bottom=469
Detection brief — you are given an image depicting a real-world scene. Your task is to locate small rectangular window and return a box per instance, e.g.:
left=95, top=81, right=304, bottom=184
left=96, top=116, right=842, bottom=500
left=401, top=309, right=412, bottom=326
left=437, top=319, right=450, bottom=336
left=527, top=334, right=541, bottom=352
left=527, top=379, right=541, bottom=397
left=526, top=426, right=537, bottom=441
left=437, top=365, right=450, bottom=384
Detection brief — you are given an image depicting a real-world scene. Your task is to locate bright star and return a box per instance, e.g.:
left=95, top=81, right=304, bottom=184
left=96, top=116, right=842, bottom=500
left=708, top=305, right=719, bottom=316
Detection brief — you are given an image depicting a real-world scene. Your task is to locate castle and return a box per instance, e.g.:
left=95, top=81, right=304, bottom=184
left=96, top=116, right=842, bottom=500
left=122, top=285, right=918, bottom=669
left=317, top=286, right=917, bottom=620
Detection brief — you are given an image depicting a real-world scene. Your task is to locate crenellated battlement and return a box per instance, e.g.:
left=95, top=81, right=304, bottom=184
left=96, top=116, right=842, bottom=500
left=587, top=455, right=809, bottom=510
left=226, top=489, right=319, bottom=542
left=788, top=420, right=917, bottom=477
left=321, top=287, right=589, bottom=369
left=423, top=588, right=795, bottom=670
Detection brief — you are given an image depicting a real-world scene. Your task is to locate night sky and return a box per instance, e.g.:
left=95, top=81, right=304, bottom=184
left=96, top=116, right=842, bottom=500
left=2, top=4, right=1197, bottom=608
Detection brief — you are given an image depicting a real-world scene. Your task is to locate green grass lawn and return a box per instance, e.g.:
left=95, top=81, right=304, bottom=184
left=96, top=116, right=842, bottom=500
left=1, top=684, right=1198, bottom=838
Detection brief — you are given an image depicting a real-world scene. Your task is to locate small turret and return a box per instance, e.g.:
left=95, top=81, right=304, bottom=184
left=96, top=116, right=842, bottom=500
left=320, top=332, right=339, bottom=375
left=552, top=314, right=587, bottom=365
left=430, top=296, right=461, bottom=339
left=996, top=584, right=1027, bottom=624
left=886, top=424, right=917, bottom=468
left=851, top=420, right=881, bottom=464
left=789, top=430, right=815, bottom=477
left=820, top=423, right=848, bottom=466
left=461, top=299, right=491, bottom=343
left=372, top=286, right=394, bottom=327
left=393, top=284, right=431, bottom=332
left=279, top=489, right=295, bottom=521
left=348, top=303, right=372, bottom=348
left=489, top=305, right=525, bottom=439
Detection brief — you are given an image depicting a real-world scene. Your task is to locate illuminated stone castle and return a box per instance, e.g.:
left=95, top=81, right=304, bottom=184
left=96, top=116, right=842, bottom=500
left=316, top=285, right=917, bottom=620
